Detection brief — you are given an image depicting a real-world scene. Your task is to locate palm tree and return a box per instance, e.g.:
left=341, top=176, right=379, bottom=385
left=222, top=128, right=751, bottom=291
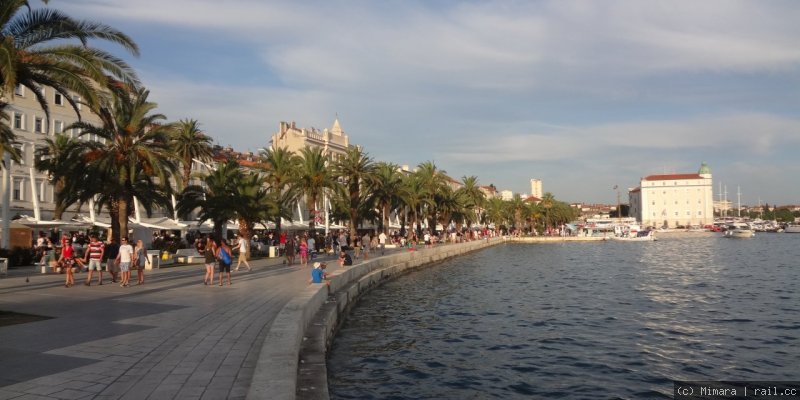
left=0, top=102, right=20, bottom=166
left=483, top=197, right=507, bottom=234
left=1, top=0, right=140, bottom=121
left=333, top=146, right=375, bottom=236
left=457, top=175, right=485, bottom=229
left=435, top=185, right=465, bottom=238
left=177, top=160, right=240, bottom=240
left=233, top=170, right=277, bottom=241
left=400, top=173, right=430, bottom=237
left=368, top=162, right=406, bottom=234
left=259, top=146, right=299, bottom=235
left=34, top=133, right=80, bottom=218
left=71, top=86, right=177, bottom=241
left=540, top=192, right=556, bottom=231
left=295, top=147, right=338, bottom=232
left=170, top=118, right=212, bottom=189
left=507, top=194, right=529, bottom=232
left=415, top=161, right=448, bottom=233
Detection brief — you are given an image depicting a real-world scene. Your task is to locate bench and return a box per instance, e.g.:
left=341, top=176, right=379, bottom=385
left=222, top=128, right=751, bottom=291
left=175, top=249, right=203, bottom=264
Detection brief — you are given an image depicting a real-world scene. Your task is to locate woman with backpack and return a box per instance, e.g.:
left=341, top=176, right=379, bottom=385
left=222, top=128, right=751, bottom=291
left=216, top=238, right=233, bottom=286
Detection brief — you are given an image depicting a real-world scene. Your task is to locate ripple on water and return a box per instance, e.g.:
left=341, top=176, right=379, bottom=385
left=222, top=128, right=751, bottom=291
left=328, top=237, right=800, bottom=399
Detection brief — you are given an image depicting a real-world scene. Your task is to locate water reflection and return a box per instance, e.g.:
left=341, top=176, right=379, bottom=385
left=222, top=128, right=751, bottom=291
left=329, top=235, right=800, bottom=399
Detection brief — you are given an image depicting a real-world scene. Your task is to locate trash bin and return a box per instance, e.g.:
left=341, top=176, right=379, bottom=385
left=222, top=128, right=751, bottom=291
left=0, top=257, right=7, bottom=276
left=269, top=246, right=277, bottom=258
left=146, top=250, right=160, bottom=270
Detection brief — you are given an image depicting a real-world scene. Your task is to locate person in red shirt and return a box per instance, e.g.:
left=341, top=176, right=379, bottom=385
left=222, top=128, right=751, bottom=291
left=83, top=234, right=105, bottom=286
left=59, top=236, right=75, bottom=287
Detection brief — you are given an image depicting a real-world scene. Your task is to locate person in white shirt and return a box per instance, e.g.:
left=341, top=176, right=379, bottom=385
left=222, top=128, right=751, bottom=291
left=235, top=234, right=251, bottom=272
left=307, top=236, right=316, bottom=259
left=115, top=237, right=134, bottom=287
left=378, top=232, right=387, bottom=255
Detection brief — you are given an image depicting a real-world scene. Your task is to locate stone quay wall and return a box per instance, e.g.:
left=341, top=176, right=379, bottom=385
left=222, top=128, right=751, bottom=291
left=246, top=237, right=504, bottom=400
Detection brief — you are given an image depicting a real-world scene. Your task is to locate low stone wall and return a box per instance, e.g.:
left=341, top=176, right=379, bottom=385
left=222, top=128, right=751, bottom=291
left=246, top=237, right=503, bottom=400
left=507, top=236, right=608, bottom=243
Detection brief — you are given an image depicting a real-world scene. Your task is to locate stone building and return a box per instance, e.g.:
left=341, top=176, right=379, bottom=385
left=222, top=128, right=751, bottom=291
left=269, top=119, right=352, bottom=159
left=2, top=84, right=103, bottom=221
left=628, top=162, right=714, bottom=228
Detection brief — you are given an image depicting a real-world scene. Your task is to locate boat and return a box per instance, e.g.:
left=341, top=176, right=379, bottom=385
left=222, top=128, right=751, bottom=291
left=784, top=224, right=800, bottom=233
left=611, top=226, right=656, bottom=241
left=723, top=222, right=755, bottom=238
left=610, top=230, right=656, bottom=241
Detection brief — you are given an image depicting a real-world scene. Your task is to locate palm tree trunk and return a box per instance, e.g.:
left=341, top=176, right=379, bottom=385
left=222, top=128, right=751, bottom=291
left=382, top=203, right=390, bottom=234
left=117, top=197, right=128, bottom=241
left=53, top=178, right=66, bottom=220
left=308, top=197, right=316, bottom=232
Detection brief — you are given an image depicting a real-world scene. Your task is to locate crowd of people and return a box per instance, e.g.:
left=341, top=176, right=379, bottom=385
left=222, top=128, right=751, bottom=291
left=33, top=225, right=500, bottom=289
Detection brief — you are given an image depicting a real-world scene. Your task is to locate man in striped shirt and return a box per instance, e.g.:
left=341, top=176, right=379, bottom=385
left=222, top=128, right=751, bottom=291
left=84, top=234, right=105, bottom=286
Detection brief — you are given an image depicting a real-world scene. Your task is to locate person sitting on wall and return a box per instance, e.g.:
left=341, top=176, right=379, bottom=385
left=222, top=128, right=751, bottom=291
left=309, top=262, right=328, bottom=285
left=337, top=250, right=353, bottom=267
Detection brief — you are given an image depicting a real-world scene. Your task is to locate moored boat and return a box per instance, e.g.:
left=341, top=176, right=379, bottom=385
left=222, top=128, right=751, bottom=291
left=610, top=229, right=656, bottom=241
left=723, top=222, right=755, bottom=238
left=784, top=224, right=800, bottom=233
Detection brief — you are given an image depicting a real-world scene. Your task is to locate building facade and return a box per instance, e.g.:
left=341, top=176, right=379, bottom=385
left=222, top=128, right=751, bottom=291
left=628, top=163, right=714, bottom=228
left=269, top=119, right=351, bottom=159
left=530, top=178, right=542, bottom=199
left=3, top=84, right=103, bottom=220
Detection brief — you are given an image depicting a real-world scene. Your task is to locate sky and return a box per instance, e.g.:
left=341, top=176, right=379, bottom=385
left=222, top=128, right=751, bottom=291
left=53, top=0, right=800, bottom=205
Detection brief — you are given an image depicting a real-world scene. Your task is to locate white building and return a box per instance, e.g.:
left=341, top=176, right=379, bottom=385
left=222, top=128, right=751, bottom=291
left=530, top=179, right=542, bottom=199
left=628, top=163, right=714, bottom=228
left=500, top=190, right=514, bottom=201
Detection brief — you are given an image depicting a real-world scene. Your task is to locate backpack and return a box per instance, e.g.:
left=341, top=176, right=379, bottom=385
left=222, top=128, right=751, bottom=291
left=219, top=248, right=231, bottom=264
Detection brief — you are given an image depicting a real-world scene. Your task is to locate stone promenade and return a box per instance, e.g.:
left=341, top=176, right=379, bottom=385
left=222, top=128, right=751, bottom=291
left=0, top=252, right=347, bottom=400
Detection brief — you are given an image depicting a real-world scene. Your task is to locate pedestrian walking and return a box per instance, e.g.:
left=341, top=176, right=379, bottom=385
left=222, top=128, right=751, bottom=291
left=216, top=238, right=233, bottom=286
left=59, top=236, right=75, bottom=287
left=201, top=237, right=216, bottom=285
left=133, top=240, right=146, bottom=285
left=116, top=237, right=133, bottom=287
left=299, top=237, right=308, bottom=266
left=104, top=238, right=120, bottom=283
left=285, top=237, right=296, bottom=265
left=379, top=231, right=387, bottom=255
left=83, top=234, right=105, bottom=286
left=234, top=233, right=251, bottom=272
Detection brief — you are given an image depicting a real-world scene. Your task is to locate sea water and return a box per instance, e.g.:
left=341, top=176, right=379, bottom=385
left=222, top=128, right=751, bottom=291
left=328, top=234, right=800, bottom=399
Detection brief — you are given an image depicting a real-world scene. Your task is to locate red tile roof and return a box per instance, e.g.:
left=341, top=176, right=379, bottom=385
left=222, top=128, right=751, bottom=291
left=629, top=187, right=641, bottom=193
left=643, top=173, right=702, bottom=181
left=524, top=195, right=541, bottom=202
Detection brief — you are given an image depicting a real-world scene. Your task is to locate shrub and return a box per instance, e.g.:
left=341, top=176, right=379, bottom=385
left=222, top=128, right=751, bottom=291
left=0, top=247, right=36, bottom=267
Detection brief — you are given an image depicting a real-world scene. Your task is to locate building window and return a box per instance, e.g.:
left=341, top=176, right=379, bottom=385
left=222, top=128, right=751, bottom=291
left=54, top=120, right=63, bottom=134
left=12, top=178, right=23, bottom=201
left=686, top=211, right=691, bottom=216
left=71, top=95, right=82, bottom=110
left=14, top=85, right=24, bottom=97
left=12, top=145, right=24, bottom=165
left=54, top=93, right=64, bottom=106
left=13, top=112, right=24, bottom=130
left=698, top=211, right=702, bottom=216
left=651, top=201, right=655, bottom=205
left=37, top=180, right=46, bottom=202
left=35, top=116, right=45, bottom=133
left=675, top=212, right=679, bottom=216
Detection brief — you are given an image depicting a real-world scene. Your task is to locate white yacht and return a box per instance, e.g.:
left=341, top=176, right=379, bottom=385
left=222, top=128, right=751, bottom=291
left=723, top=222, right=755, bottom=238
left=784, top=224, right=800, bottom=233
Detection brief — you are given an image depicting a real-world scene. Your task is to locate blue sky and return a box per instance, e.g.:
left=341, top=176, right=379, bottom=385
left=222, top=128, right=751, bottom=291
left=55, top=0, right=800, bottom=205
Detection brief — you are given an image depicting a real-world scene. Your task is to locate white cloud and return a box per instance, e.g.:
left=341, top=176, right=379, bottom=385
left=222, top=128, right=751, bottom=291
left=53, top=1, right=800, bottom=203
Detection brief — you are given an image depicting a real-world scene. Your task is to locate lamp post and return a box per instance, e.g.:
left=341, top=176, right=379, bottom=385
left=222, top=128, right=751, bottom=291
left=613, top=185, right=620, bottom=222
